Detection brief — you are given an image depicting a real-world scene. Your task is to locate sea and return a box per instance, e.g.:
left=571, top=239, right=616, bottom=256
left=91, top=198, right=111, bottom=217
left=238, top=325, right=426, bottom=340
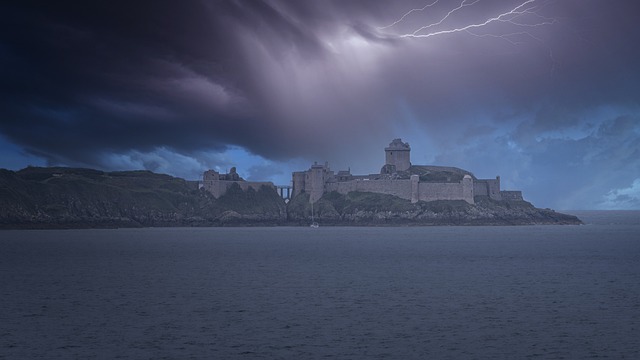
left=1, top=211, right=639, bottom=359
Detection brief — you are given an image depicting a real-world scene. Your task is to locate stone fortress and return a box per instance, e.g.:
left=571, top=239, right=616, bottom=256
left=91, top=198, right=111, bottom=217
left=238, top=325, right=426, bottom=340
left=201, top=138, right=523, bottom=204
left=292, top=138, right=523, bottom=204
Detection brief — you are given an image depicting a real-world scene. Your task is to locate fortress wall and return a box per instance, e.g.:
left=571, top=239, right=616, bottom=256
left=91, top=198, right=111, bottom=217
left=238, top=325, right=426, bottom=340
left=488, top=178, right=501, bottom=200
left=418, top=182, right=462, bottom=201
left=474, top=182, right=488, bottom=196
left=325, top=178, right=474, bottom=204
left=418, top=182, right=473, bottom=203
left=462, top=176, right=473, bottom=202
left=500, top=191, right=523, bottom=201
left=326, top=179, right=413, bottom=200
left=475, top=178, right=501, bottom=200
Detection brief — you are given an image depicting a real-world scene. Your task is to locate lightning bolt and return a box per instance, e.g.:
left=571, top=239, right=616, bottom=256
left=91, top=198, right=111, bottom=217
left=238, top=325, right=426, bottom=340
left=379, top=0, right=558, bottom=74
left=380, top=0, right=556, bottom=40
left=377, top=0, right=441, bottom=30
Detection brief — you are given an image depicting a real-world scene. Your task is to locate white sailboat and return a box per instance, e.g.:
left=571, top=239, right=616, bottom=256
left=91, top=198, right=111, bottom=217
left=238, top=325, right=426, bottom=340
left=310, top=199, right=319, bottom=228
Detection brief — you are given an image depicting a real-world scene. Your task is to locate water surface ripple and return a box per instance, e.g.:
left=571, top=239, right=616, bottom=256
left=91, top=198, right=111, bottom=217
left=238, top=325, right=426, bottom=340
left=1, top=211, right=639, bottom=359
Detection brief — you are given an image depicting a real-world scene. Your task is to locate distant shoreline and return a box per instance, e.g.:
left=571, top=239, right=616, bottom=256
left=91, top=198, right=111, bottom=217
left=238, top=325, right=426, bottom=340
left=1, top=166, right=583, bottom=230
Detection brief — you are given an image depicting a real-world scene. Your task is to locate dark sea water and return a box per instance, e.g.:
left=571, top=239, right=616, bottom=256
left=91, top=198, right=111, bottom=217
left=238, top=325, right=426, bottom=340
left=1, top=211, right=639, bottom=359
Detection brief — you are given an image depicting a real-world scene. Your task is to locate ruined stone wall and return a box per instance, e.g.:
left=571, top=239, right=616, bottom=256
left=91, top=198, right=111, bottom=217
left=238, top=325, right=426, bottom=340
left=201, top=180, right=221, bottom=198
left=292, top=172, right=305, bottom=197
left=203, top=170, right=220, bottom=182
left=326, top=179, right=413, bottom=200
left=202, top=180, right=275, bottom=198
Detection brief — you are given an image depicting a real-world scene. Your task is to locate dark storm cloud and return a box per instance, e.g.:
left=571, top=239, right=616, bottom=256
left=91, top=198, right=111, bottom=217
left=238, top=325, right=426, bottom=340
left=0, top=1, right=299, bottom=161
left=0, top=0, right=389, bottom=162
left=1, top=0, right=639, bottom=207
left=1, top=2, right=228, bottom=159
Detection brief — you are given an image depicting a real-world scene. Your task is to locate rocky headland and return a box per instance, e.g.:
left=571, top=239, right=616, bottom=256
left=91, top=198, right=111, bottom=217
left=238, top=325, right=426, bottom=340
left=0, top=167, right=581, bottom=229
left=0, top=167, right=286, bottom=229
left=287, top=191, right=581, bottom=226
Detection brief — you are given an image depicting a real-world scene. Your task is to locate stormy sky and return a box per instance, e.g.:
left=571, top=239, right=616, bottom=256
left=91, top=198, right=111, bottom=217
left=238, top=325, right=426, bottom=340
left=1, top=0, right=639, bottom=209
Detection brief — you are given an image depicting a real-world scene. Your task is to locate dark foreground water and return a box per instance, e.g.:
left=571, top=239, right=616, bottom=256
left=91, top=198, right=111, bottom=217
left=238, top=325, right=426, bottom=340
left=1, top=211, right=639, bottom=359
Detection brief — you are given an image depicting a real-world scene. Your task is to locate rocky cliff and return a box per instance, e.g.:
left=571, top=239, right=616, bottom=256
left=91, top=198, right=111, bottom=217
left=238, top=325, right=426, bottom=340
left=0, top=167, right=581, bottom=229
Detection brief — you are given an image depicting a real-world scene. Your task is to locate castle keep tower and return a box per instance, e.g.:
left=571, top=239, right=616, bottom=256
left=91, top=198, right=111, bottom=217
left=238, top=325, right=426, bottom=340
left=385, top=138, right=411, bottom=172
left=291, top=162, right=333, bottom=203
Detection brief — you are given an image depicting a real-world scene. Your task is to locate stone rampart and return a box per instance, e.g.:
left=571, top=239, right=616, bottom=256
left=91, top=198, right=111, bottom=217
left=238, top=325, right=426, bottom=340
left=326, top=176, right=473, bottom=204
left=418, top=181, right=473, bottom=203
left=473, top=182, right=488, bottom=196
left=326, top=179, right=413, bottom=200
left=500, top=191, right=523, bottom=201
left=474, top=177, right=501, bottom=200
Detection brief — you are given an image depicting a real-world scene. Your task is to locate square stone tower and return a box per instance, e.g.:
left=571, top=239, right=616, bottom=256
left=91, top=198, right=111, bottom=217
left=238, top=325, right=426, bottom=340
left=385, top=138, right=411, bottom=172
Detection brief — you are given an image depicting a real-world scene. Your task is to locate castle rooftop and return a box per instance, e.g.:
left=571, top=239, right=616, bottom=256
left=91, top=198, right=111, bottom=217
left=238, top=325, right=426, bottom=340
left=385, top=138, right=410, bottom=151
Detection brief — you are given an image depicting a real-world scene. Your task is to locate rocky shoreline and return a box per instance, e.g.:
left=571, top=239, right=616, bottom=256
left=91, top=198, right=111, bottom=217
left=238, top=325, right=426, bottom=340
left=285, top=192, right=582, bottom=227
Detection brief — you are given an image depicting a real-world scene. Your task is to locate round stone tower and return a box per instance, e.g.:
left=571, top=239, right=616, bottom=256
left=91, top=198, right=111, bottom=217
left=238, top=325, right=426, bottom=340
left=384, top=138, right=411, bottom=172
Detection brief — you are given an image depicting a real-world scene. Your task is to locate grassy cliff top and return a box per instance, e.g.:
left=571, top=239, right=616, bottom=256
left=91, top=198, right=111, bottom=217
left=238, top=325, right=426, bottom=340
left=1, top=166, right=286, bottom=228
left=379, top=165, right=477, bottom=182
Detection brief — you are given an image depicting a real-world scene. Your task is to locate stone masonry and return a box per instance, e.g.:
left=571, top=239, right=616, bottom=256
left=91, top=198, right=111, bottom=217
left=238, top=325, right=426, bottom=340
left=201, top=167, right=276, bottom=198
